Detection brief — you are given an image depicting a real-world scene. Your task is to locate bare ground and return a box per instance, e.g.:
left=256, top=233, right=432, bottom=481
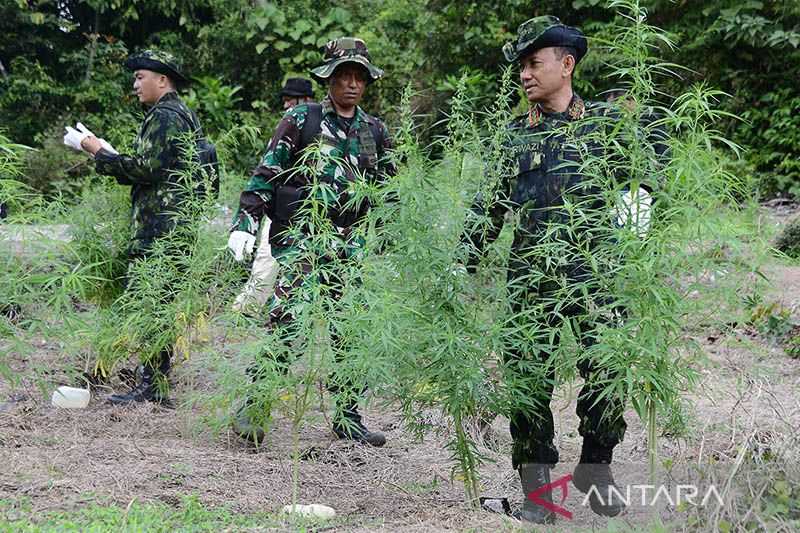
left=1, top=207, right=799, bottom=531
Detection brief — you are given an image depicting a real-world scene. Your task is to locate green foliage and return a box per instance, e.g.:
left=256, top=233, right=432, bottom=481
left=248, top=3, right=354, bottom=73
left=184, top=76, right=242, bottom=135
left=1, top=0, right=798, bottom=198
left=0, top=130, right=35, bottom=217
left=0, top=495, right=289, bottom=532
left=0, top=57, right=70, bottom=146
left=775, top=215, right=800, bottom=259
left=739, top=88, right=800, bottom=198
left=748, top=299, right=794, bottom=338
left=744, top=292, right=800, bottom=359
left=64, top=178, right=131, bottom=305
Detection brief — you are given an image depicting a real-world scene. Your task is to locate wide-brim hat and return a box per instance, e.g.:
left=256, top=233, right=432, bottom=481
left=125, top=49, right=190, bottom=85
left=310, top=37, right=384, bottom=84
left=280, top=77, right=314, bottom=97
left=503, top=15, right=588, bottom=64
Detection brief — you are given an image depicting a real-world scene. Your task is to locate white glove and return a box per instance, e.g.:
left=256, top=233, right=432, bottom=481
left=63, top=123, right=118, bottom=156
left=227, top=231, right=257, bottom=262
left=76, top=123, right=119, bottom=155
left=97, top=138, right=119, bottom=155
left=232, top=219, right=280, bottom=314
left=615, top=187, right=652, bottom=237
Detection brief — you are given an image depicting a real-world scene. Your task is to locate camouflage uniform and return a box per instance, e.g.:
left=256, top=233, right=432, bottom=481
left=478, top=18, right=628, bottom=469
left=93, top=50, right=202, bottom=405
left=95, top=51, right=199, bottom=258
left=231, top=38, right=392, bottom=446
left=232, top=96, right=394, bottom=324
left=499, top=96, right=627, bottom=468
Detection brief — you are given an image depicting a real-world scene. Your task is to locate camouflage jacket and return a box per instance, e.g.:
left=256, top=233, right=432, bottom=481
left=95, top=91, right=201, bottom=255
left=503, top=94, right=604, bottom=233
left=232, top=96, right=394, bottom=243
left=478, top=93, right=667, bottom=283
left=472, top=94, right=610, bottom=283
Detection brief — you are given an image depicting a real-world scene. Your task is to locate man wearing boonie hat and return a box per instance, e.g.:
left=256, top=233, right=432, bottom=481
left=62, top=49, right=205, bottom=406
left=279, top=77, right=315, bottom=110
left=227, top=37, right=394, bottom=447
left=469, top=16, right=635, bottom=522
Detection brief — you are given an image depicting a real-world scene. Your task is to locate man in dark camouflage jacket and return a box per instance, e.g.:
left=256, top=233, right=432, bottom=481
left=228, top=37, right=394, bottom=447
left=471, top=17, right=643, bottom=523
left=79, top=49, right=204, bottom=406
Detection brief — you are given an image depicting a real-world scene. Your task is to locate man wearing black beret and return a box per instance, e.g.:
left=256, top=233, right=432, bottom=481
left=64, top=49, right=207, bottom=406
left=279, top=77, right=314, bottom=110
left=472, top=16, right=631, bottom=522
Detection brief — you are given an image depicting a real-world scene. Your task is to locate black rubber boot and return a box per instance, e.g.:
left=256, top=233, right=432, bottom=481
left=231, top=398, right=270, bottom=445
left=572, top=442, right=625, bottom=517
left=107, top=350, right=171, bottom=405
left=512, top=463, right=556, bottom=524
left=332, top=406, right=386, bottom=447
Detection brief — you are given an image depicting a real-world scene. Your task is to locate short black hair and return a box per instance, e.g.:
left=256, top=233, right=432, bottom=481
left=554, top=46, right=578, bottom=61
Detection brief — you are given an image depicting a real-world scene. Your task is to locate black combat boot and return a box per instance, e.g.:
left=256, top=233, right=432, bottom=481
left=332, top=406, right=386, bottom=447
left=513, top=463, right=556, bottom=524
left=107, top=350, right=171, bottom=405
left=231, top=398, right=270, bottom=445
left=572, top=441, right=625, bottom=517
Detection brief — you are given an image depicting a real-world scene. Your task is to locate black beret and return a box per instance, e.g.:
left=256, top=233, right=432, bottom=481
left=124, top=49, right=189, bottom=85
left=503, top=16, right=588, bottom=64
left=280, top=77, right=314, bottom=97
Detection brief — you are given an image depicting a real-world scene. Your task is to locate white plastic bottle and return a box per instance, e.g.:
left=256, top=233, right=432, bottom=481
left=51, top=386, right=90, bottom=408
left=282, top=504, right=336, bottom=519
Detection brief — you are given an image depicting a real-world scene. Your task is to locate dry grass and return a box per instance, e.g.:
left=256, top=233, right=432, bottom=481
left=2, top=206, right=800, bottom=531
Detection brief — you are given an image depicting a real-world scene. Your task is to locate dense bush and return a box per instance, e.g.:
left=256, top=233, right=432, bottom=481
left=2, top=1, right=799, bottom=198
left=775, top=215, right=800, bottom=259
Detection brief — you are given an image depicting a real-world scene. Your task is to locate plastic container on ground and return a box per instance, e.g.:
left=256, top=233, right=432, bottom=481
left=282, top=504, right=336, bottom=519
left=51, top=386, right=90, bottom=408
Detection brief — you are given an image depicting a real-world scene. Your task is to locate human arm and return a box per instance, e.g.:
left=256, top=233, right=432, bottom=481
left=92, top=108, right=188, bottom=186
left=231, top=109, right=304, bottom=236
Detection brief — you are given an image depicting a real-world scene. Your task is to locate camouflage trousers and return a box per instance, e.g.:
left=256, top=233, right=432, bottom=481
left=118, top=247, right=183, bottom=370
left=507, top=289, right=627, bottom=468
left=250, top=243, right=363, bottom=405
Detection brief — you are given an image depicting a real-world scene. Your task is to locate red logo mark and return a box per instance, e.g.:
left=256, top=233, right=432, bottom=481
left=527, top=473, right=573, bottom=519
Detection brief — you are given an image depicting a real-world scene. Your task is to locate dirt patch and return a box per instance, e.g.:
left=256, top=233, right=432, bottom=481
left=2, top=207, right=800, bottom=531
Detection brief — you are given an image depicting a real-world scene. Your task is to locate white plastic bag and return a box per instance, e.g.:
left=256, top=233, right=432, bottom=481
left=232, top=218, right=279, bottom=314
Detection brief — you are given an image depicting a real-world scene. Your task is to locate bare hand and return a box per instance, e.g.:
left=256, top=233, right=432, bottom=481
left=80, top=135, right=102, bottom=156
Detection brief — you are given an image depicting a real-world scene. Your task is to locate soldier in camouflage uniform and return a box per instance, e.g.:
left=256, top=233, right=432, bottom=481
left=471, top=17, right=636, bottom=522
left=227, top=37, right=394, bottom=447
left=80, top=50, right=205, bottom=406
left=279, top=77, right=315, bottom=110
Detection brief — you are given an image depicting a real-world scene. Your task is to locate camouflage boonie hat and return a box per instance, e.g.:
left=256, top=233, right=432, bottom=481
left=503, top=15, right=588, bottom=63
left=124, top=49, right=189, bottom=85
left=310, top=37, right=384, bottom=83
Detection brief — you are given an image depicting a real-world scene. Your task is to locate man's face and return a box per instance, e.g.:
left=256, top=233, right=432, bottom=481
left=133, top=69, right=168, bottom=105
left=518, top=47, right=571, bottom=104
left=328, top=63, right=368, bottom=109
left=282, top=96, right=311, bottom=110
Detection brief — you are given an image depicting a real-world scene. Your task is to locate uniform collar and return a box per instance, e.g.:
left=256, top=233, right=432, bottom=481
left=322, top=94, right=365, bottom=124
left=527, top=93, right=585, bottom=127
left=145, top=91, right=179, bottom=113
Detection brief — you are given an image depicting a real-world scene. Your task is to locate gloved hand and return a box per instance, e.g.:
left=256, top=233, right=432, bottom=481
left=76, top=123, right=119, bottom=155
left=227, top=230, right=257, bottom=262
left=63, top=123, right=118, bottom=156
left=63, top=125, right=89, bottom=153
left=615, top=187, right=652, bottom=237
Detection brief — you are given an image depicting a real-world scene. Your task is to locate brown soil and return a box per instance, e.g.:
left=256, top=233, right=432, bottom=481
left=2, top=206, right=799, bottom=532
